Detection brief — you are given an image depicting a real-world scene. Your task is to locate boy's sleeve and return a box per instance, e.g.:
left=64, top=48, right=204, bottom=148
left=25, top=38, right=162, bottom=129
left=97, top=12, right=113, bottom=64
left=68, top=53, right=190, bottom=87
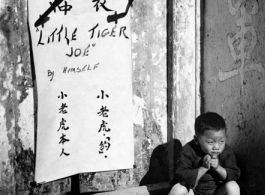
left=222, top=146, right=241, bottom=182
left=176, top=146, right=200, bottom=189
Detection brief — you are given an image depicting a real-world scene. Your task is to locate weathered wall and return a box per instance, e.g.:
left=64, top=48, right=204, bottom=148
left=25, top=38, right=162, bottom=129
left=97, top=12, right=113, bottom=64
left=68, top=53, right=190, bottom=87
left=0, top=0, right=167, bottom=194
left=0, top=0, right=36, bottom=194
left=203, top=0, right=265, bottom=194
left=173, top=0, right=199, bottom=145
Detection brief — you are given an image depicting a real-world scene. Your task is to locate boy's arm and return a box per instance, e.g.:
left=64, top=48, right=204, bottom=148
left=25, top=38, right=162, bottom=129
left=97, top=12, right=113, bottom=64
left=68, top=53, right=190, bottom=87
left=194, top=166, right=209, bottom=188
left=222, top=147, right=241, bottom=181
left=177, top=149, right=211, bottom=190
left=176, top=147, right=204, bottom=190
left=212, top=162, right=227, bottom=181
left=194, top=154, right=211, bottom=188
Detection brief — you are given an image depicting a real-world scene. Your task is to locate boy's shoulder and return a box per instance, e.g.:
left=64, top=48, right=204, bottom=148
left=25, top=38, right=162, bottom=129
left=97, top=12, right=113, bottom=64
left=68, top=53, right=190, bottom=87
left=220, top=143, right=235, bottom=158
left=184, top=139, right=195, bottom=147
left=181, top=140, right=203, bottom=158
left=182, top=139, right=196, bottom=152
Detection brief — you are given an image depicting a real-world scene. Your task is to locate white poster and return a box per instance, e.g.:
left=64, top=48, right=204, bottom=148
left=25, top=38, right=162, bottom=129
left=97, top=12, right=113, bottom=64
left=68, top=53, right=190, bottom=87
left=28, top=0, right=134, bottom=183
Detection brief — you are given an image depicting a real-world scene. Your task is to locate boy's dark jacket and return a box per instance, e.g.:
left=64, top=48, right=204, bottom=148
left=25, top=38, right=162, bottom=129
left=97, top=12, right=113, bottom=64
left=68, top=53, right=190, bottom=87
left=172, top=140, right=240, bottom=195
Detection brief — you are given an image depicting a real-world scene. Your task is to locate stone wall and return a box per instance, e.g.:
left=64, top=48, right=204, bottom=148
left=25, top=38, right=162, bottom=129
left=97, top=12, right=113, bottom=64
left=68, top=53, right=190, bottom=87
left=202, top=0, right=265, bottom=194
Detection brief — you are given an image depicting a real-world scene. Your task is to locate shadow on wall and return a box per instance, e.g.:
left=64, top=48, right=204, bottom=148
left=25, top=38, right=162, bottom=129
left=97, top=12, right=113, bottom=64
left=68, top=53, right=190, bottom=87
left=236, top=153, right=248, bottom=195
left=139, top=139, right=182, bottom=186
left=235, top=138, right=265, bottom=195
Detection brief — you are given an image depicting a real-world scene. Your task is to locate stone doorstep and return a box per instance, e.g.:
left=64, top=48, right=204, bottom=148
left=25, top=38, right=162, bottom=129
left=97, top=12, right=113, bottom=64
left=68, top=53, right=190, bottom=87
left=92, top=182, right=171, bottom=195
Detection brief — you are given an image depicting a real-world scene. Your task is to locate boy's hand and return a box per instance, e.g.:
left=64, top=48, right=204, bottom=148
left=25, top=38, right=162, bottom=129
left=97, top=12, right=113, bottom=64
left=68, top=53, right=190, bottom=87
left=210, top=156, right=219, bottom=169
left=202, top=155, right=211, bottom=169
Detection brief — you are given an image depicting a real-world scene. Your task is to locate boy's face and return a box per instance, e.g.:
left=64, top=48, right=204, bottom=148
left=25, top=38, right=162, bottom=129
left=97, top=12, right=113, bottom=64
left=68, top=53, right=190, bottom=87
left=195, top=129, right=226, bottom=158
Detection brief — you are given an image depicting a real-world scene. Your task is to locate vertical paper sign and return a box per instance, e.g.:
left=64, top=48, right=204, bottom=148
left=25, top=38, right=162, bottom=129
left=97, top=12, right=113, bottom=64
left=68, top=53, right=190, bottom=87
left=28, top=0, right=134, bottom=183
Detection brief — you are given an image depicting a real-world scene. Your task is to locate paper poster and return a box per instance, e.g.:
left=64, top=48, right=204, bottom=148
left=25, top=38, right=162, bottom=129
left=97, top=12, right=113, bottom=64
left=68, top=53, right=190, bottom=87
left=28, top=0, right=134, bottom=183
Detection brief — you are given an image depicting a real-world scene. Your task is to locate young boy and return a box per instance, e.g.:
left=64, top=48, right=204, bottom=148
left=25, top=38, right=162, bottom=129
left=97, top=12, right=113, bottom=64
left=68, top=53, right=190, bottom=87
left=169, top=112, right=240, bottom=195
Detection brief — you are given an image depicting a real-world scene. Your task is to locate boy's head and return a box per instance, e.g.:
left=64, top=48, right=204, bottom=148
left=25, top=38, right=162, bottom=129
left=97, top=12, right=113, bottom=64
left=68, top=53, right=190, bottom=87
left=194, top=112, right=227, bottom=158
left=195, top=112, right=227, bottom=136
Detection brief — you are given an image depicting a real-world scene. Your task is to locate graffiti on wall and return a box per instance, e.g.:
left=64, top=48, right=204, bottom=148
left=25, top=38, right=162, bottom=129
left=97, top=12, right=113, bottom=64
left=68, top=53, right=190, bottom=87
left=219, top=0, right=265, bottom=82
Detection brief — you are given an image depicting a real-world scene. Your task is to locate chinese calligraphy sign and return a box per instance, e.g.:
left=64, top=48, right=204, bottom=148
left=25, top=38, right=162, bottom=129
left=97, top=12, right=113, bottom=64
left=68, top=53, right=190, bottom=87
left=29, top=0, right=134, bottom=183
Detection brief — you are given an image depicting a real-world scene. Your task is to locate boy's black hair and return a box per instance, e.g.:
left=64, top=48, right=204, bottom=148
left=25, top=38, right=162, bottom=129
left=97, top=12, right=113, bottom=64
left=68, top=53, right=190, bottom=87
left=195, top=112, right=226, bottom=135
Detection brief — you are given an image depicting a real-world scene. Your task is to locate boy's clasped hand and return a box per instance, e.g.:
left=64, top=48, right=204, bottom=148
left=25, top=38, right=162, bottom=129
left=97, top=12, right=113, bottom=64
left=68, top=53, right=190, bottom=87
left=203, top=155, right=219, bottom=170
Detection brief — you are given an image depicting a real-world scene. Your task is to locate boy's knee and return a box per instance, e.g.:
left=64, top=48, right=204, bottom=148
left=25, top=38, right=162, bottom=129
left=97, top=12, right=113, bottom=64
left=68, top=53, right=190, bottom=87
left=225, top=181, right=240, bottom=194
left=168, top=183, right=189, bottom=195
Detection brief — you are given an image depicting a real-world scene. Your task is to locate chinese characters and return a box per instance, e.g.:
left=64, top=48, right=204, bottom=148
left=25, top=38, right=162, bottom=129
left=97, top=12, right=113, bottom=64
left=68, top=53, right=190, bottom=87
left=92, top=0, right=113, bottom=12
left=58, top=91, right=70, bottom=157
left=97, top=90, right=111, bottom=158
left=35, top=0, right=73, bottom=27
